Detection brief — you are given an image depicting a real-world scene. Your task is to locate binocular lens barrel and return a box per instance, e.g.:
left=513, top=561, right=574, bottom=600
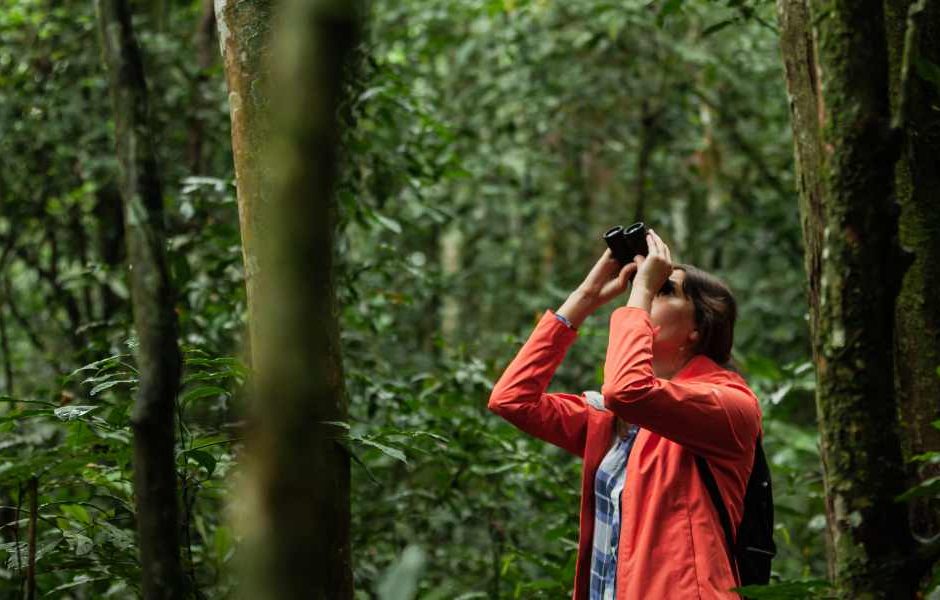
left=604, top=222, right=649, bottom=265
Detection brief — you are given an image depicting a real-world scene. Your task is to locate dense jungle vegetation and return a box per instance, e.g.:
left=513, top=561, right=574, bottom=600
left=1, top=0, right=937, bottom=598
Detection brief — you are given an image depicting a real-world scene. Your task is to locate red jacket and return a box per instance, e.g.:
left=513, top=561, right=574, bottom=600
left=488, top=307, right=762, bottom=600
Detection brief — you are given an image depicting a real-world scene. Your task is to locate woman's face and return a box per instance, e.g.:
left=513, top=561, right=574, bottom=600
left=649, top=269, right=698, bottom=359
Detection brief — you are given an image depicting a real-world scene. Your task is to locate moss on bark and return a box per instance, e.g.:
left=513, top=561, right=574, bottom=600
left=777, top=0, right=934, bottom=595
left=884, top=0, right=940, bottom=547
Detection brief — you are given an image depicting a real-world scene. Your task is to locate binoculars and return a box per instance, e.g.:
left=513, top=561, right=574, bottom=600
left=604, top=222, right=649, bottom=265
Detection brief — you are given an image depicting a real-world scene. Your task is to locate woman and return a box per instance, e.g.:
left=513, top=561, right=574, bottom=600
left=488, top=229, right=762, bottom=600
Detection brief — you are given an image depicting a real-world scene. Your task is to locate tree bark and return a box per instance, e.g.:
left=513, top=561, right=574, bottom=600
left=439, top=223, right=462, bottom=346
left=187, top=0, right=217, bottom=174
left=93, top=182, right=126, bottom=324
left=95, top=1, right=185, bottom=598
left=214, top=0, right=275, bottom=362
left=776, top=0, right=835, bottom=578
left=777, top=0, right=932, bottom=595
left=884, top=0, right=940, bottom=545
left=632, top=100, right=659, bottom=225
left=235, top=0, right=359, bottom=598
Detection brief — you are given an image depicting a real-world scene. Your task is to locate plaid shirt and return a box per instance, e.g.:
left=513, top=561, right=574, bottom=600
left=589, top=424, right=640, bottom=600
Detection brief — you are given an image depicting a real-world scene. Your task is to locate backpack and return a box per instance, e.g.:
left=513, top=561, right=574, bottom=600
left=694, top=437, right=776, bottom=596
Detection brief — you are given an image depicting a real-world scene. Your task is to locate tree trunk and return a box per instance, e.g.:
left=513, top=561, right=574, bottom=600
left=776, top=0, right=835, bottom=578
left=235, top=0, right=359, bottom=598
left=439, top=222, right=462, bottom=346
left=632, top=100, right=658, bottom=225
left=96, top=2, right=185, bottom=598
left=214, top=0, right=275, bottom=362
left=93, top=182, right=126, bottom=324
left=0, top=295, right=12, bottom=396
left=187, top=0, right=217, bottom=175
left=777, top=0, right=935, bottom=595
left=884, top=0, right=940, bottom=544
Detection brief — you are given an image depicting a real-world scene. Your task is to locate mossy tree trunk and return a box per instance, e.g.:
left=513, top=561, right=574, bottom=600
left=96, top=1, right=185, bottom=598
left=884, top=0, right=940, bottom=545
left=777, top=0, right=940, bottom=596
left=235, top=0, right=359, bottom=598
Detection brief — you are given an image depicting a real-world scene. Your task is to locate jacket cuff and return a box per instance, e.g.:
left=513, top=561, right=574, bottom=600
left=612, top=305, right=652, bottom=322
left=542, top=309, right=579, bottom=341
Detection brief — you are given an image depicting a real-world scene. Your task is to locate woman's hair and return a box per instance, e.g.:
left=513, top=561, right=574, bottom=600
left=673, top=264, right=737, bottom=368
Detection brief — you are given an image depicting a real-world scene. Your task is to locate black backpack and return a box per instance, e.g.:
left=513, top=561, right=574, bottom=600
left=694, top=436, right=776, bottom=596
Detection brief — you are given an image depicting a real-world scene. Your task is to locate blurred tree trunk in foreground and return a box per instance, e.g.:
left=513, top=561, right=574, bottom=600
left=234, top=0, right=360, bottom=598
left=96, top=1, right=185, bottom=598
left=777, top=0, right=940, bottom=596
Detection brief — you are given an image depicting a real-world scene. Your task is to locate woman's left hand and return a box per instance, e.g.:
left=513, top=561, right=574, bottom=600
left=576, top=248, right=639, bottom=309
left=556, top=248, right=639, bottom=328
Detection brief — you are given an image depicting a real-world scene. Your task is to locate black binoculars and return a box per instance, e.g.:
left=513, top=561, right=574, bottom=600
left=604, top=222, right=649, bottom=265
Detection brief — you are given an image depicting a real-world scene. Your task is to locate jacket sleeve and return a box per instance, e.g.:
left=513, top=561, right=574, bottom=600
left=487, top=309, right=591, bottom=458
left=600, top=306, right=760, bottom=461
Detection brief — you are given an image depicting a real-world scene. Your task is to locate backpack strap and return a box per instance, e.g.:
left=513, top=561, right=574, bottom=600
left=694, top=454, right=740, bottom=587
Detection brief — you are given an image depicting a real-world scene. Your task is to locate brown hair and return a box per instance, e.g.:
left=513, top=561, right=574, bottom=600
left=673, top=264, right=737, bottom=367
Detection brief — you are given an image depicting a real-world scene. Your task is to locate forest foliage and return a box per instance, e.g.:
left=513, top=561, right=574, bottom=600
left=1, top=0, right=933, bottom=598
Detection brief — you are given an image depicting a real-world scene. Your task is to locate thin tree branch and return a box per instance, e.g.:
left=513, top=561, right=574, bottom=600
left=0, top=300, right=12, bottom=396
left=894, top=0, right=928, bottom=132
left=11, top=245, right=84, bottom=350
left=25, top=477, right=37, bottom=600
left=2, top=276, right=48, bottom=355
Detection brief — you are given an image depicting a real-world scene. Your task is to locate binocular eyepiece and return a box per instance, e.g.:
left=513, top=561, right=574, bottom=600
left=604, top=222, right=649, bottom=265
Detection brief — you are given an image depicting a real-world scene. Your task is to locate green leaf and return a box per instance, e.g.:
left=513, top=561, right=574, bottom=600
left=213, top=525, right=234, bottom=562
left=182, top=385, right=228, bottom=405
left=89, top=379, right=137, bottom=396
left=81, top=370, right=133, bottom=385
left=358, top=438, right=408, bottom=464
left=909, top=451, right=940, bottom=464
left=185, top=450, right=217, bottom=477
left=377, top=545, right=426, bottom=600
left=336, top=440, right=378, bottom=485
left=45, top=574, right=107, bottom=595
left=732, top=579, right=833, bottom=599
left=63, top=531, right=94, bottom=557
left=4, top=535, right=63, bottom=570
left=915, top=57, right=940, bottom=96
left=702, top=18, right=737, bottom=37
left=99, top=522, right=134, bottom=551
left=68, top=354, right=129, bottom=378
left=53, top=405, right=99, bottom=421
left=895, top=476, right=940, bottom=502
left=374, top=213, right=402, bottom=234
left=656, top=0, right=683, bottom=26
left=59, top=503, right=92, bottom=524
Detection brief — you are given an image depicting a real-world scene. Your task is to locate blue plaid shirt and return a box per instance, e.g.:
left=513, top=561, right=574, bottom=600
left=589, top=424, right=640, bottom=600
